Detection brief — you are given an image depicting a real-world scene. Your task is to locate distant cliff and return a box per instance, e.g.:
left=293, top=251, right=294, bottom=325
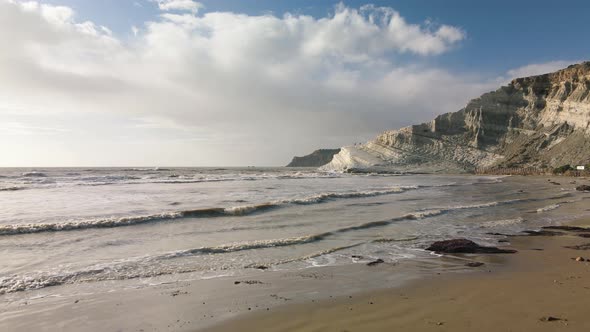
left=287, top=149, right=341, bottom=167
left=323, top=62, right=590, bottom=173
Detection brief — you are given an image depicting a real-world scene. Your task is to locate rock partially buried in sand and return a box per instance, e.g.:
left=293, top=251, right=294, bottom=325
left=543, top=225, right=590, bottom=232
left=540, top=316, right=563, bottom=322
left=575, top=257, right=585, bottom=262
left=565, top=243, right=590, bottom=250
left=576, top=185, right=590, bottom=192
left=366, top=259, right=384, bottom=266
left=465, top=262, right=485, bottom=267
left=522, top=230, right=563, bottom=236
left=426, top=239, right=517, bottom=254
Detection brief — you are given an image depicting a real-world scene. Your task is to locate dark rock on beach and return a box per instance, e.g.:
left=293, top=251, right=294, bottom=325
left=522, top=230, right=564, bottom=236
left=250, top=265, right=269, bottom=270
left=366, top=259, right=384, bottom=266
left=543, top=225, right=590, bottom=232
left=539, top=316, right=563, bottom=322
left=576, top=185, right=590, bottom=191
left=236, top=280, right=264, bottom=285
left=465, top=262, right=485, bottom=267
left=565, top=243, right=590, bottom=250
left=426, top=239, right=517, bottom=254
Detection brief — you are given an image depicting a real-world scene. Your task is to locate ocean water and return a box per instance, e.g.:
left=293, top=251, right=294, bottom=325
left=1, top=167, right=589, bottom=296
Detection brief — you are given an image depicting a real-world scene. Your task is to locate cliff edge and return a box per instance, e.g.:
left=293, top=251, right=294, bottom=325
left=286, top=149, right=341, bottom=167
left=322, top=62, right=590, bottom=173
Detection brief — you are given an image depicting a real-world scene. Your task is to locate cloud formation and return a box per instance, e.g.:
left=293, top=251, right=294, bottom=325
left=0, top=0, right=570, bottom=166
left=153, top=0, right=203, bottom=13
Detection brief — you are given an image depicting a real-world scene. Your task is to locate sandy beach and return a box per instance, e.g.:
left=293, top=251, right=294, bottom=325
left=203, top=219, right=590, bottom=332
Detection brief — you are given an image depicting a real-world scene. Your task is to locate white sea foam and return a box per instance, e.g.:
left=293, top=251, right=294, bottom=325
left=0, top=234, right=334, bottom=294
left=0, top=186, right=419, bottom=236
left=20, top=172, right=47, bottom=177
left=481, top=217, right=526, bottom=228
left=537, top=204, right=561, bottom=213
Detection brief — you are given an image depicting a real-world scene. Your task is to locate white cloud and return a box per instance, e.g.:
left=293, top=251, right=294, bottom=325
left=0, top=0, right=570, bottom=166
left=506, top=60, right=577, bottom=80
left=154, top=0, right=203, bottom=13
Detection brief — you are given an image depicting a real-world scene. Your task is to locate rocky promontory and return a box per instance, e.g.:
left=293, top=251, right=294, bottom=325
left=286, top=149, right=341, bottom=167
left=322, top=62, right=590, bottom=173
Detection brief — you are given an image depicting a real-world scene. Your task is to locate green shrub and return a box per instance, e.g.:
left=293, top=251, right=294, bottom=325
left=553, top=164, right=573, bottom=174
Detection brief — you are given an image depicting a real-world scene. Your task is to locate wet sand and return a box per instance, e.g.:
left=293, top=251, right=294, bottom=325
left=203, top=220, right=590, bottom=332
left=0, top=247, right=467, bottom=331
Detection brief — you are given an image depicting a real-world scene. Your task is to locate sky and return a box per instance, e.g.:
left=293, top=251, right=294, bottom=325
left=0, top=0, right=588, bottom=167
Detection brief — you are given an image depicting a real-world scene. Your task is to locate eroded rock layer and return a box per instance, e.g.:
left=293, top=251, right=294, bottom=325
left=323, top=62, right=590, bottom=173
left=286, top=149, right=341, bottom=167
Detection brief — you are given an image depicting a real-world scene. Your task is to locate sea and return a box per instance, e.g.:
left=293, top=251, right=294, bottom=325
left=1, top=167, right=589, bottom=298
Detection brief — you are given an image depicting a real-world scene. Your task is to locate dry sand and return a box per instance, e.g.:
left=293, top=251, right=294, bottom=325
left=203, top=220, right=590, bottom=332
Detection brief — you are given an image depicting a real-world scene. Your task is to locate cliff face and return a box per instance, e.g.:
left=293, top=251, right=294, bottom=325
left=323, top=62, right=590, bottom=173
left=286, top=149, right=341, bottom=167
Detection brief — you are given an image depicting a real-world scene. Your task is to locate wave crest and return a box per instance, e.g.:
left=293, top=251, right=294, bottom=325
left=0, top=186, right=417, bottom=236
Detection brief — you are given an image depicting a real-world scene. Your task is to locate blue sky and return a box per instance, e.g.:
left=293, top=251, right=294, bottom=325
left=0, top=0, right=588, bottom=166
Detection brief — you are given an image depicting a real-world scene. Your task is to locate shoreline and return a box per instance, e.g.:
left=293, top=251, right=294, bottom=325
left=202, top=218, right=590, bottom=332
left=1, top=174, right=589, bottom=331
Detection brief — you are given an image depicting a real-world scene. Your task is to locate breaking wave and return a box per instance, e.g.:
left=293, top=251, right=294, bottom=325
left=0, top=186, right=418, bottom=236
left=21, top=172, right=47, bottom=177
left=536, top=204, right=561, bottom=213
left=0, top=197, right=533, bottom=294
left=373, top=236, right=420, bottom=243
left=0, top=186, right=25, bottom=192
left=0, top=234, right=335, bottom=294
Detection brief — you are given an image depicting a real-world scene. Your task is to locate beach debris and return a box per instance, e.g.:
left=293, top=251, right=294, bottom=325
left=543, top=225, right=590, bottom=232
left=522, top=230, right=563, bottom=236
left=486, top=232, right=512, bottom=236
left=351, top=255, right=364, bottom=259
left=465, top=262, right=485, bottom=267
left=270, top=294, right=291, bottom=301
left=539, top=316, right=564, bottom=322
left=366, top=258, right=385, bottom=266
left=565, top=243, right=590, bottom=250
left=234, top=280, right=264, bottom=285
left=426, top=239, right=517, bottom=254
left=576, top=185, right=590, bottom=191
left=170, top=290, right=188, bottom=297
left=575, top=257, right=585, bottom=262
left=549, top=181, right=561, bottom=185
left=251, top=265, right=269, bottom=270
left=428, top=321, right=445, bottom=326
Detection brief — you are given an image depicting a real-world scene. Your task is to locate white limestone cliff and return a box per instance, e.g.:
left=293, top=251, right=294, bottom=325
left=322, top=62, right=590, bottom=173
